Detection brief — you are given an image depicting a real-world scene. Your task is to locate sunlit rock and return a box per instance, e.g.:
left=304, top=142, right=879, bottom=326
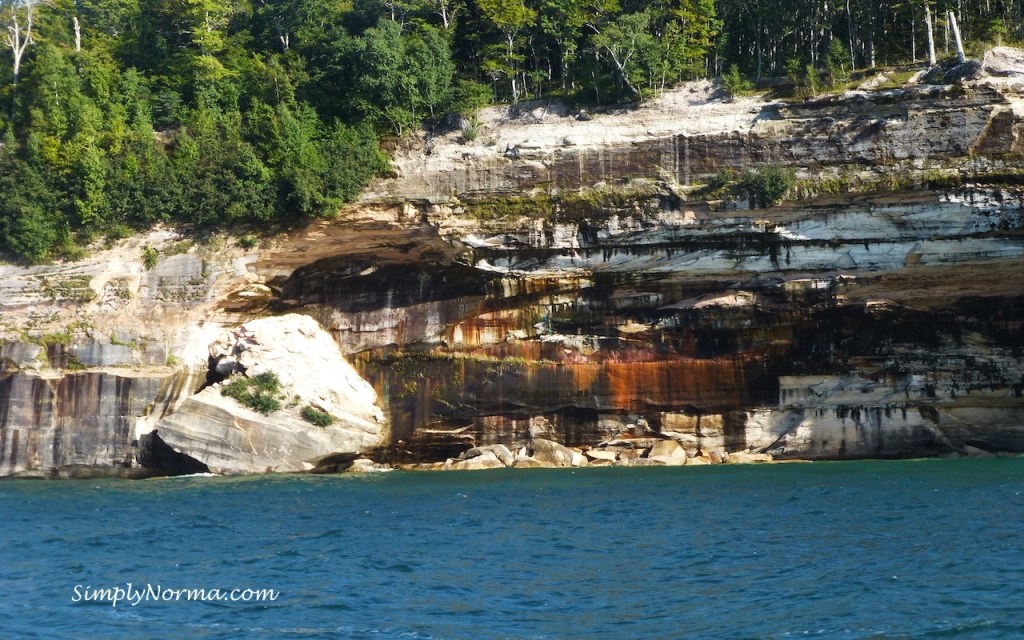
left=530, top=439, right=588, bottom=468
left=151, top=315, right=385, bottom=475
left=459, top=444, right=514, bottom=467
left=446, top=451, right=506, bottom=471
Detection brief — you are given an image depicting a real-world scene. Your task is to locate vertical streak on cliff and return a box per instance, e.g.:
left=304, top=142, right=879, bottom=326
left=116, top=376, right=131, bottom=466
left=30, top=377, right=49, bottom=470
left=0, top=376, right=9, bottom=469
left=577, top=149, right=584, bottom=192
left=51, top=381, right=62, bottom=467
left=683, top=135, right=690, bottom=186
left=8, top=430, right=17, bottom=472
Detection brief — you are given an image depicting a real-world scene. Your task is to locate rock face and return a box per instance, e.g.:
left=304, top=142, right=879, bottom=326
left=284, top=71, right=1024, bottom=469
left=279, top=186, right=1022, bottom=464
left=361, top=76, right=1024, bottom=203
left=0, top=367, right=199, bottom=477
left=208, top=315, right=384, bottom=429
left=152, top=315, right=385, bottom=474
left=5, top=74, right=1024, bottom=476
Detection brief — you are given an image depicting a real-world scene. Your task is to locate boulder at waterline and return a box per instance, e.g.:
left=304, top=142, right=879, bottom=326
left=149, top=315, right=385, bottom=475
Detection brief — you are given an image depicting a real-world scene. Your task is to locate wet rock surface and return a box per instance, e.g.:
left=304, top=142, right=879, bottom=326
left=0, top=368, right=197, bottom=477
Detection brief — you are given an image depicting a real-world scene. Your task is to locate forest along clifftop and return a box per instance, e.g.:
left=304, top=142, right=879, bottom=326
left=3, top=65, right=1024, bottom=477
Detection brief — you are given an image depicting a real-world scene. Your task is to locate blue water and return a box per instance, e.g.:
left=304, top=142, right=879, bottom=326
left=2, top=460, right=1024, bottom=639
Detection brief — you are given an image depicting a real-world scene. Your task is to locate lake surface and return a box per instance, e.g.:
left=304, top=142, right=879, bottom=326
left=2, top=459, right=1024, bottom=639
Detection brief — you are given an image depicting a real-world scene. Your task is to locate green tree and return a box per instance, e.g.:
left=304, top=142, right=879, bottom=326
left=407, top=25, right=454, bottom=119
left=742, top=165, right=795, bottom=208
left=538, top=0, right=589, bottom=95
left=665, top=0, right=720, bottom=83
left=0, top=135, right=62, bottom=263
left=825, top=37, right=851, bottom=87
left=591, top=10, right=655, bottom=100
left=476, top=0, right=536, bottom=102
left=353, top=19, right=420, bottom=134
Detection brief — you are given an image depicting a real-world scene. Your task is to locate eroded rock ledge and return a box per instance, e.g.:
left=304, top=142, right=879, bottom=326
left=361, top=63, right=1024, bottom=204
left=288, top=187, right=1024, bottom=468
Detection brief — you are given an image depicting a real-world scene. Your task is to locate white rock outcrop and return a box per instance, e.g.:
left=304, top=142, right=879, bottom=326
left=151, top=315, right=385, bottom=474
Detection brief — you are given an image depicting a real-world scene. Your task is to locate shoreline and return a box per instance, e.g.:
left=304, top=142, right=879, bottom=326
left=3, top=448, right=1020, bottom=481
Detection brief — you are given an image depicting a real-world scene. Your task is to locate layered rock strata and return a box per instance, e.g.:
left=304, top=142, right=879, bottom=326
left=4, top=67, right=1024, bottom=475
left=362, top=61, right=1024, bottom=203
left=277, top=188, right=1024, bottom=463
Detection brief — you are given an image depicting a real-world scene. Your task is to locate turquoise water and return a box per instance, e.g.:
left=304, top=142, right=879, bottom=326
left=2, top=460, right=1024, bottom=639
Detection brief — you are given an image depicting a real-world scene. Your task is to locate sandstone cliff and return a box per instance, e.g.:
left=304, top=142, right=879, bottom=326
left=361, top=53, right=1024, bottom=203
left=3, top=55, right=1024, bottom=476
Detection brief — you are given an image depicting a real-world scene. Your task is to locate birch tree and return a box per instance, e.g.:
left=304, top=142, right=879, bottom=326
left=1, top=0, right=40, bottom=95
left=477, top=0, right=536, bottom=103
left=923, top=1, right=937, bottom=67
left=591, top=10, right=655, bottom=100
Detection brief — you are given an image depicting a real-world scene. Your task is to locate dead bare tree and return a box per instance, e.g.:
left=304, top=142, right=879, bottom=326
left=1, top=0, right=39, bottom=116
left=948, top=10, right=966, bottom=64
left=923, top=3, right=937, bottom=67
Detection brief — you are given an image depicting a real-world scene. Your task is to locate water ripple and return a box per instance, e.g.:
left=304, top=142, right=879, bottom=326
left=2, top=458, right=1024, bottom=638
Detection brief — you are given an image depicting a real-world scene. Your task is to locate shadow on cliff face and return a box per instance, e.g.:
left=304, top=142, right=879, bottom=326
left=279, top=262, right=489, bottom=313
left=135, top=430, right=209, bottom=477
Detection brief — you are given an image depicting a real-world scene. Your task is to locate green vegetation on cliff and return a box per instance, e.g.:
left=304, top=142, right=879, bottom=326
left=0, top=0, right=1020, bottom=262
left=221, top=372, right=283, bottom=414
left=300, top=405, right=335, bottom=427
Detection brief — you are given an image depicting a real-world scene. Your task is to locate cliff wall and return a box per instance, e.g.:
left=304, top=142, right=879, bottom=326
left=3, top=61, right=1024, bottom=475
left=281, top=189, right=1023, bottom=462
left=362, top=73, right=1024, bottom=203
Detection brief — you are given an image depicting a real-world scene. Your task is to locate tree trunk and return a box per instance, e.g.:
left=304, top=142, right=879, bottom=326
left=5, top=1, right=37, bottom=119
left=609, top=51, right=641, bottom=99
left=755, top=17, right=763, bottom=82
left=438, top=0, right=450, bottom=29
left=924, top=3, right=937, bottom=67
left=507, top=33, right=519, bottom=103
left=846, top=0, right=856, bottom=70
left=558, top=39, right=569, bottom=95
left=948, top=10, right=966, bottom=64
left=912, top=5, right=917, bottom=63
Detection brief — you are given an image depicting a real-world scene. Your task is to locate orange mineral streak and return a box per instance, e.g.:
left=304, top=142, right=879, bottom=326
left=570, top=363, right=601, bottom=397
left=603, top=358, right=749, bottom=411
left=444, top=309, right=530, bottom=348
left=488, top=275, right=594, bottom=300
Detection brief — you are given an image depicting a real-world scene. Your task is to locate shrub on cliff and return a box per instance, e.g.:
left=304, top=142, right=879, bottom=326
left=301, top=405, right=335, bottom=427
left=742, top=166, right=796, bottom=208
left=221, top=373, right=283, bottom=415
left=722, top=65, right=754, bottom=97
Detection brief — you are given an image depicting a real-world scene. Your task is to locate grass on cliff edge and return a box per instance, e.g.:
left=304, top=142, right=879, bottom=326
left=221, top=372, right=283, bottom=415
